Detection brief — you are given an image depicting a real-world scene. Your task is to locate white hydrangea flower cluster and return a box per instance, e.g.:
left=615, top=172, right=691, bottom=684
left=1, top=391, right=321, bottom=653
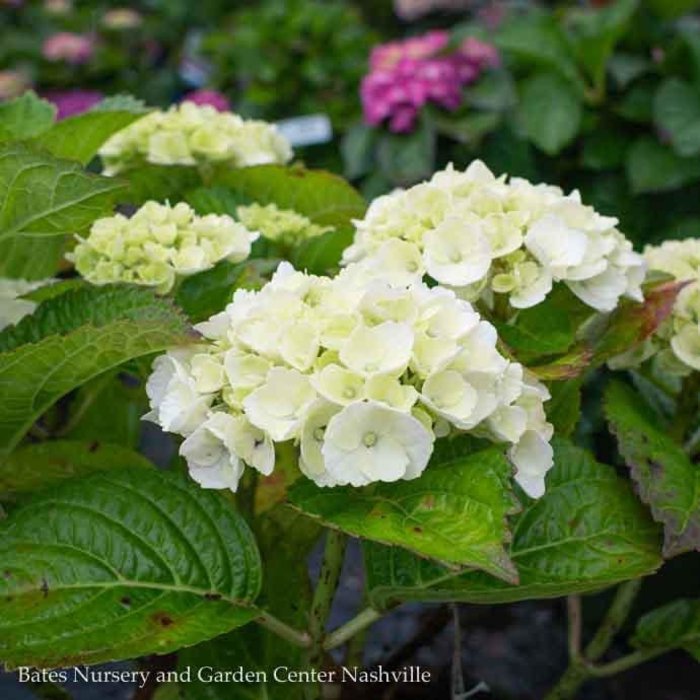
left=144, top=262, right=554, bottom=497
left=236, top=203, right=332, bottom=247
left=68, top=201, right=257, bottom=294
left=0, top=278, right=50, bottom=330
left=99, top=102, right=293, bottom=175
left=612, top=239, right=700, bottom=374
left=343, top=161, right=645, bottom=312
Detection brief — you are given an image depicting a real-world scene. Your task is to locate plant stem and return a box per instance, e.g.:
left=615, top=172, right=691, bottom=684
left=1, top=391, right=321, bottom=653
left=309, top=530, right=347, bottom=645
left=323, top=607, right=382, bottom=651
left=587, top=647, right=669, bottom=677
left=255, top=612, right=311, bottom=648
left=584, top=579, right=641, bottom=661
left=304, top=530, right=347, bottom=700
left=543, top=579, right=642, bottom=700
left=567, top=596, right=582, bottom=661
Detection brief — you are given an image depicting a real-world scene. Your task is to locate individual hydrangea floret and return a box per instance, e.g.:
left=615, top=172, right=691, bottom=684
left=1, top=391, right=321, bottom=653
left=612, top=239, right=700, bottom=374
left=99, top=102, right=293, bottom=175
left=236, top=203, right=332, bottom=247
left=68, top=201, right=257, bottom=294
left=343, top=161, right=646, bottom=313
left=144, top=262, right=554, bottom=497
left=0, top=278, right=51, bottom=330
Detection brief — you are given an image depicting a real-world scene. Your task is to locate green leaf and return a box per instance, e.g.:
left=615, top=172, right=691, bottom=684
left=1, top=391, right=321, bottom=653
left=212, top=165, right=366, bottom=228
left=364, top=439, right=661, bottom=608
left=0, top=237, right=65, bottom=281
left=464, top=70, right=517, bottom=111
left=431, top=112, right=501, bottom=146
left=62, top=371, right=148, bottom=449
left=0, top=284, right=193, bottom=454
left=0, top=440, right=153, bottom=500
left=567, top=0, right=639, bottom=89
left=632, top=599, right=700, bottom=660
left=605, top=380, right=700, bottom=557
left=615, top=83, right=654, bottom=123
left=291, top=227, right=354, bottom=275
left=0, top=145, right=124, bottom=240
left=179, top=507, right=318, bottom=700
left=186, top=185, right=250, bottom=216
left=341, top=123, right=377, bottom=181
left=0, top=468, right=262, bottom=669
left=495, top=12, right=583, bottom=89
left=532, top=280, right=684, bottom=380
left=518, top=72, right=583, bottom=155
left=645, top=0, right=700, bottom=19
left=0, top=92, right=56, bottom=143
left=33, top=101, right=150, bottom=165
left=119, top=165, right=202, bottom=207
left=497, top=285, right=593, bottom=362
left=546, top=379, right=583, bottom=437
left=608, top=53, right=651, bottom=89
left=626, top=137, right=700, bottom=193
left=377, top=120, right=436, bottom=186
left=289, top=440, right=520, bottom=583
left=581, top=128, right=631, bottom=170
left=176, top=259, right=277, bottom=323
left=653, top=78, right=700, bottom=157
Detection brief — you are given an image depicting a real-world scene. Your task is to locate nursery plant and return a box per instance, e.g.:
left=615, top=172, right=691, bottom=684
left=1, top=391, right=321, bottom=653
left=1, top=90, right=700, bottom=700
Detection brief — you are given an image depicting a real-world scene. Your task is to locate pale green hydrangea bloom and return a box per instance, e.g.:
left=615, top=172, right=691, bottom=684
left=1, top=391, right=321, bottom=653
left=99, top=102, right=293, bottom=175
left=0, top=278, right=51, bottom=330
left=344, top=161, right=645, bottom=313
left=68, top=201, right=258, bottom=294
left=612, top=239, right=700, bottom=374
left=236, top=203, right=331, bottom=247
left=145, top=261, right=554, bottom=497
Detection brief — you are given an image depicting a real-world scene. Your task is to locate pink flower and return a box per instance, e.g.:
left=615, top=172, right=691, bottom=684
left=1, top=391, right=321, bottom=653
left=361, top=31, right=498, bottom=133
left=42, top=32, right=95, bottom=65
left=44, top=90, right=102, bottom=119
left=181, top=89, right=230, bottom=112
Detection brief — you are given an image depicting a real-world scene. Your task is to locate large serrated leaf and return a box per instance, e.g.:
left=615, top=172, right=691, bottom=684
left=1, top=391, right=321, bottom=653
left=0, top=145, right=124, bottom=240
left=0, top=284, right=193, bottom=454
left=632, top=599, right=700, bottom=660
left=33, top=101, right=150, bottom=165
left=289, top=439, right=519, bottom=583
left=605, top=380, right=700, bottom=557
left=0, top=468, right=262, bottom=669
left=0, top=440, right=153, bottom=500
left=179, top=506, right=319, bottom=700
left=211, top=164, right=366, bottom=228
left=364, top=439, right=662, bottom=608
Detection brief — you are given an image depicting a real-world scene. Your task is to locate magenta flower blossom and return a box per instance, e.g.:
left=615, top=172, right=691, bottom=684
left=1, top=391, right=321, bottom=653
left=44, top=90, right=102, bottom=119
left=361, top=31, right=499, bottom=133
left=42, top=32, right=95, bottom=65
left=181, top=89, right=231, bottom=112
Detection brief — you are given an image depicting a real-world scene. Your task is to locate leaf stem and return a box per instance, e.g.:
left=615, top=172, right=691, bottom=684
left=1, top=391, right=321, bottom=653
left=255, top=612, right=311, bottom=648
left=323, top=607, right=382, bottom=651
